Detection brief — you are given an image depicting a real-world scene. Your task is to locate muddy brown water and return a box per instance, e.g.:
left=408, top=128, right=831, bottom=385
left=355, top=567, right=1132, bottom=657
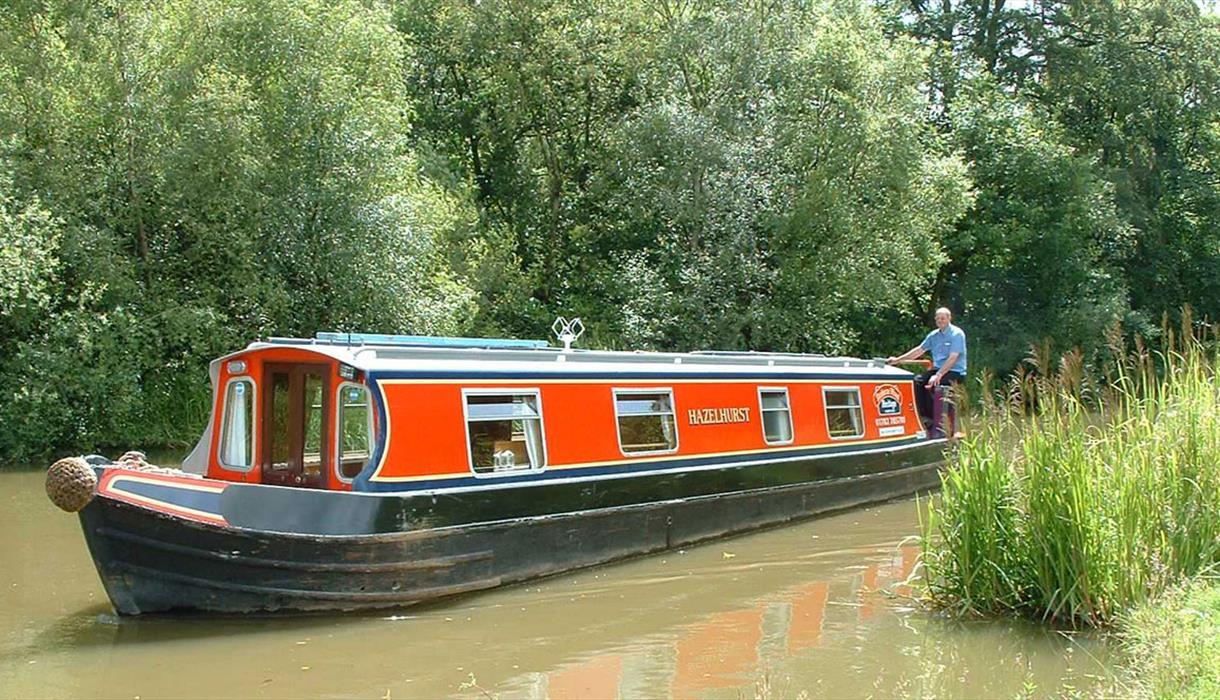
left=1, top=467, right=1123, bottom=699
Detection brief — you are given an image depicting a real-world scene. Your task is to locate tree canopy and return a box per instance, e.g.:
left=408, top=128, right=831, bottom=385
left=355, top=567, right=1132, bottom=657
left=1, top=0, right=1218, bottom=459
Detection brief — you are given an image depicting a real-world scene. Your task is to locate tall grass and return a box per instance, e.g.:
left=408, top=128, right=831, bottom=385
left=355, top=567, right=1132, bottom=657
left=922, top=317, right=1220, bottom=627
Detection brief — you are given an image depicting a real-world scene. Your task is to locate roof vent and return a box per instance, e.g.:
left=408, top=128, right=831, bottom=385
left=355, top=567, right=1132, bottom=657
left=551, top=317, right=585, bottom=352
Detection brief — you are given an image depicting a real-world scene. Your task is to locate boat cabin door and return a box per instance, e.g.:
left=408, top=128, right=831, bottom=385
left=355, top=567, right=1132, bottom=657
left=261, top=363, right=330, bottom=488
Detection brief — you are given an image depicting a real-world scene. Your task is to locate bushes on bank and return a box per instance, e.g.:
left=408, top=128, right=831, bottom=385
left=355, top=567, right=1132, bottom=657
left=922, top=329, right=1220, bottom=627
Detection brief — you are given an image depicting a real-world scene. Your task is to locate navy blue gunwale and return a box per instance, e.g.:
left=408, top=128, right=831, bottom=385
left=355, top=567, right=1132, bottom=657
left=111, top=480, right=225, bottom=515
left=356, top=435, right=927, bottom=493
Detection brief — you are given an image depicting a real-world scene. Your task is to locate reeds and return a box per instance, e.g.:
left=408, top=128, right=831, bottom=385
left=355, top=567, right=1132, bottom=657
left=921, top=314, right=1220, bottom=628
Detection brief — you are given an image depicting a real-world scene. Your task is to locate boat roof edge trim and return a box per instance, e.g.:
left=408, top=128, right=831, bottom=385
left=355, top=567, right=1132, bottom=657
left=240, top=337, right=914, bottom=376
left=306, top=332, right=549, bottom=350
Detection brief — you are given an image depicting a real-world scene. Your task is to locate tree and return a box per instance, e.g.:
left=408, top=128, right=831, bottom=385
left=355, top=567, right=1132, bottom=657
left=889, top=0, right=1220, bottom=336
left=942, top=78, right=1130, bottom=371
left=400, top=0, right=973, bottom=352
left=0, top=0, right=477, bottom=459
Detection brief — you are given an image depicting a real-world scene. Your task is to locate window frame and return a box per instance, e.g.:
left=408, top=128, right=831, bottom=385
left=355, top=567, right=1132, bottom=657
left=461, top=388, right=548, bottom=477
left=612, top=387, right=680, bottom=457
left=333, top=381, right=375, bottom=484
left=218, top=376, right=257, bottom=472
left=822, top=386, right=865, bottom=441
left=757, top=386, right=795, bottom=446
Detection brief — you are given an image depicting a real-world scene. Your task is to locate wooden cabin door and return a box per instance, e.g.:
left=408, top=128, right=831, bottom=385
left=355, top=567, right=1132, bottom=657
left=261, top=363, right=330, bottom=489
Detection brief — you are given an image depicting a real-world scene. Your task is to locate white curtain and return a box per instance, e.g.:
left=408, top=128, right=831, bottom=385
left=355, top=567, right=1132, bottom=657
left=523, top=417, right=543, bottom=468
left=225, top=382, right=250, bottom=467
left=768, top=410, right=793, bottom=442
left=660, top=413, right=675, bottom=447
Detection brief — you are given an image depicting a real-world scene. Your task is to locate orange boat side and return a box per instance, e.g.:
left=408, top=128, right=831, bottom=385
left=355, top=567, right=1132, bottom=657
left=368, top=379, right=919, bottom=482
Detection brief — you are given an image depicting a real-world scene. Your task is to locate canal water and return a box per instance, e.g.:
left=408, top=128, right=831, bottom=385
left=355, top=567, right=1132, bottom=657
left=1, top=469, right=1123, bottom=699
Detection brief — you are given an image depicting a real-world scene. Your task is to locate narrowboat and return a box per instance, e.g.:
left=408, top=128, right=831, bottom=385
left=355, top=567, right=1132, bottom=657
left=46, top=326, right=947, bottom=615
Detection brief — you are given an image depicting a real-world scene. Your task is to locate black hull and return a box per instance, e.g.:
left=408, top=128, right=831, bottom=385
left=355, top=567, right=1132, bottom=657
left=79, top=442, right=945, bottom=614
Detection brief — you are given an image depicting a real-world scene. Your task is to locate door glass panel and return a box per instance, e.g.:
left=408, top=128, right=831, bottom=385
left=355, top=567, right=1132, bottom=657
left=303, top=372, right=324, bottom=482
left=268, top=372, right=291, bottom=470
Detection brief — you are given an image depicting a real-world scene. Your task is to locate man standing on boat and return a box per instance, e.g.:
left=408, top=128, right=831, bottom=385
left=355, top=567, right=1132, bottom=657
left=887, top=307, right=966, bottom=437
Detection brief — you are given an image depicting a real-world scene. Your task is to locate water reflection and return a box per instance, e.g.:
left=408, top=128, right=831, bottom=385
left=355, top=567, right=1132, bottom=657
left=0, top=470, right=1120, bottom=699
left=483, top=541, right=1052, bottom=700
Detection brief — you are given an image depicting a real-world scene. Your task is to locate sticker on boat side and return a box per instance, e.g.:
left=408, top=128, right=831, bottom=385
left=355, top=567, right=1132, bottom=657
left=873, top=384, right=907, bottom=436
left=873, top=384, right=902, bottom=416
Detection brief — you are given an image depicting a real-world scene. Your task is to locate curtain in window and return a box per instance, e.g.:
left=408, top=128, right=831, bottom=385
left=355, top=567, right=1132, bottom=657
left=523, top=417, right=543, bottom=468
left=660, top=413, right=675, bottom=445
left=224, top=383, right=249, bottom=467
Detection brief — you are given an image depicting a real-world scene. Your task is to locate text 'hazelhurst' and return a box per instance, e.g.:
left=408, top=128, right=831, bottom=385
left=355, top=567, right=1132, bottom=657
left=687, top=407, right=751, bottom=425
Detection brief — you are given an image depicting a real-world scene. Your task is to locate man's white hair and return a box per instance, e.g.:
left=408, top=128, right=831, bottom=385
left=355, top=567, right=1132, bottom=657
left=935, top=307, right=952, bottom=318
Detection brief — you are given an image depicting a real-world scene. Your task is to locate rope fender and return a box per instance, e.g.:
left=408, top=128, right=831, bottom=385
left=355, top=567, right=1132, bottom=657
left=45, top=457, right=98, bottom=512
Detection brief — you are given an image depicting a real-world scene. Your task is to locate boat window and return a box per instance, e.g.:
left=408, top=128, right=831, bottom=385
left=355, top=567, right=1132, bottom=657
left=824, top=387, right=864, bottom=439
left=220, top=378, right=255, bottom=470
left=759, top=388, right=794, bottom=444
left=464, top=392, right=546, bottom=474
left=336, top=383, right=373, bottom=482
left=615, top=389, right=678, bottom=454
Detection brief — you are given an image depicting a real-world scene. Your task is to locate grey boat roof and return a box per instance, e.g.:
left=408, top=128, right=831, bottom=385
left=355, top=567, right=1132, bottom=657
left=229, top=333, right=914, bottom=379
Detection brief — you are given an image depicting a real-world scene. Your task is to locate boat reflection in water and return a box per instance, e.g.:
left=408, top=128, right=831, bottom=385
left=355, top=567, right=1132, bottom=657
left=504, top=544, right=920, bottom=700
left=468, top=536, right=1112, bottom=700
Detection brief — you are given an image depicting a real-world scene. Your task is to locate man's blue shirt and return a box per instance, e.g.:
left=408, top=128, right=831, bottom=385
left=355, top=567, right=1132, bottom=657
left=921, top=324, right=967, bottom=374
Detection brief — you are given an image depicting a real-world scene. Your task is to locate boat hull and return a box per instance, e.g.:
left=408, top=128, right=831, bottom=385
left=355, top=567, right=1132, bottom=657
left=79, top=441, right=945, bottom=614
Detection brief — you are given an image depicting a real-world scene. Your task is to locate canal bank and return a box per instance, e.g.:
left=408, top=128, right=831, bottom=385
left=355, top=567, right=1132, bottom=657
left=0, top=468, right=1123, bottom=698
left=1122, top=581, right=1220, bottom=699
left=919, top=336, right=1220, bottom=699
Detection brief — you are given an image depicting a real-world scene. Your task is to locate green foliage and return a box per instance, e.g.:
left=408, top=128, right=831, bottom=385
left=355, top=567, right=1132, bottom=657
left=2, top=0, right=1219, bottom=461
left=942, top=76, right=1131, bottom=371
left=1036, top=0, right=1220, bottom=322
left=922, top=338, right=1220, bottom=627
left=1124, top=580, right=1220, bottom=700
left=399, top=0, right=973, bottom=352
left=893, top=0, right=1220, bottom=356
left=0, top=0, right=477, bottom=461
left=0, top=170, right=60, bottom=337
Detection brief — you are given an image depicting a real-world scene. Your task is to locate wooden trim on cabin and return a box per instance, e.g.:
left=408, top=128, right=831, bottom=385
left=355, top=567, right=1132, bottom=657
left=261, top=362, right=331, bottom=489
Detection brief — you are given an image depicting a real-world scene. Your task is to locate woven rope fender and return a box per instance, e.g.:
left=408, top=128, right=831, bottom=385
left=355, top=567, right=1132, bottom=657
left=46, top=457, right=98, bottom=512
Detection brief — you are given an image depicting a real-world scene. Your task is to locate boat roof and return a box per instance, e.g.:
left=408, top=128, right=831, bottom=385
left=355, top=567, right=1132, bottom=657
left=231, top=333, right=913, bottom=379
